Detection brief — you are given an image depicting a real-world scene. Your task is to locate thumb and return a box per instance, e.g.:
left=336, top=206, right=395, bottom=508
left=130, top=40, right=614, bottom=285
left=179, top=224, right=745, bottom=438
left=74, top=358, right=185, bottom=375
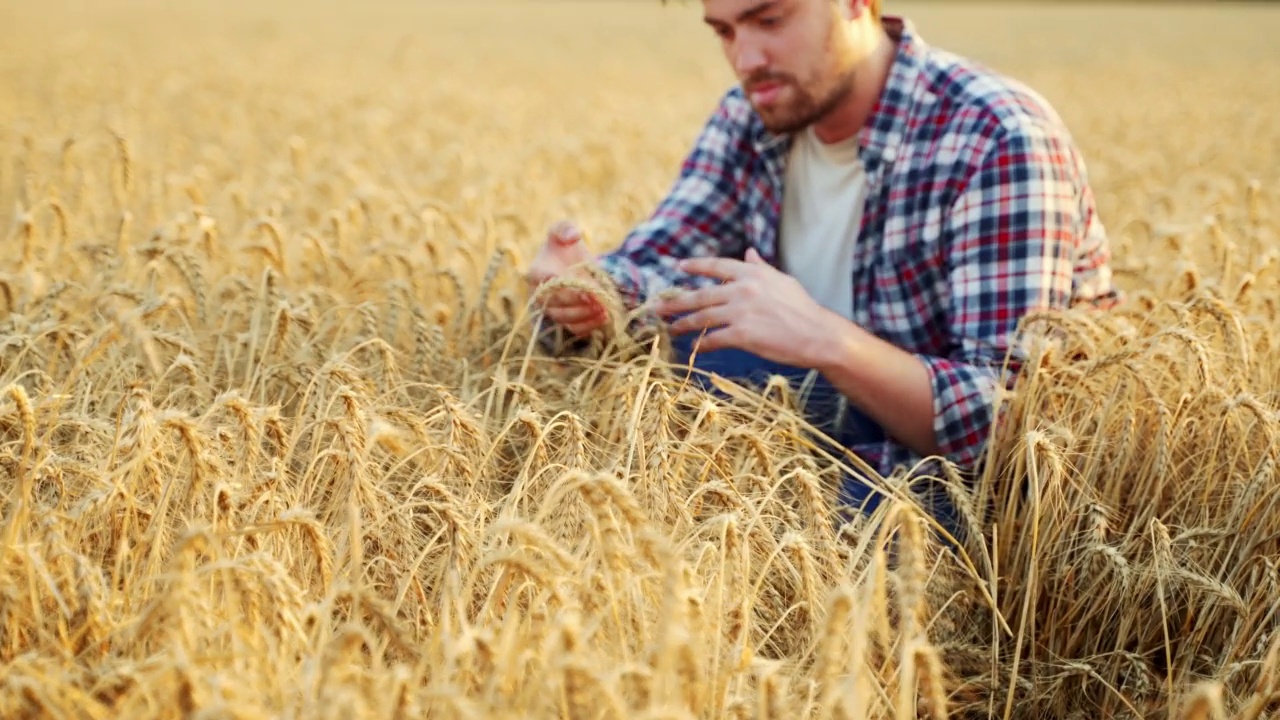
left=744, top=247, right=766, bottom=264
left=550, top=220, right=584, bottom=248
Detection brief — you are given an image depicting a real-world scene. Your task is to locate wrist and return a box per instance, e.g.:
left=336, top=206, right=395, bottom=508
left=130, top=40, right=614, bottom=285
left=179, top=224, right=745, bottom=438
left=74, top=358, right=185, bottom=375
left=809, top=307, right=862, bottom=376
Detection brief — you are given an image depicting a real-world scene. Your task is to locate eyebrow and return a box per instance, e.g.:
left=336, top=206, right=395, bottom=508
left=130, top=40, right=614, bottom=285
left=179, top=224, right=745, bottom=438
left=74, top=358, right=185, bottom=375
left=704, top=0, right=779, bottom=27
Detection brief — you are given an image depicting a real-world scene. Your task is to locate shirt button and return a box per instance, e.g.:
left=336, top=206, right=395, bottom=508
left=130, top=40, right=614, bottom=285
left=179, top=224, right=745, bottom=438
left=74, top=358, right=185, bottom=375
left=883, top=147, right=898, bottom=163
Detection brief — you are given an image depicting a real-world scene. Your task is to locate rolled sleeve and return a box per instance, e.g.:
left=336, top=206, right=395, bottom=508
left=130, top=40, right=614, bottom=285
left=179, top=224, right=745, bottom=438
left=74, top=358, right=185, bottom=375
left=917, top=354, right=1004, bottom=470
left=928, top=118, right=1087, bottom=469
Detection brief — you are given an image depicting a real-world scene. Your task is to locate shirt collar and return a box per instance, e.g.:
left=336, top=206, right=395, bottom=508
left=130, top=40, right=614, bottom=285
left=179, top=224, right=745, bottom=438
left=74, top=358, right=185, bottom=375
left=750, top=15, right=928, bottom=170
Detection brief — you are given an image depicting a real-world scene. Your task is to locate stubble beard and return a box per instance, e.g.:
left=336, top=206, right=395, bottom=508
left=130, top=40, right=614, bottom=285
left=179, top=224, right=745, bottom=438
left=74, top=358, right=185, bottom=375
left=752, top=65, right=858, bottom=136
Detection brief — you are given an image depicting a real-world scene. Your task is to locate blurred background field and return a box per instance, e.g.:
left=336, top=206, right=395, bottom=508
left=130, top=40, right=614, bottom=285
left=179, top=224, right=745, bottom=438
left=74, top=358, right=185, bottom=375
left=4, top=1, right=1278, bottom=246
left=2, top=1, right=1280, bottom=718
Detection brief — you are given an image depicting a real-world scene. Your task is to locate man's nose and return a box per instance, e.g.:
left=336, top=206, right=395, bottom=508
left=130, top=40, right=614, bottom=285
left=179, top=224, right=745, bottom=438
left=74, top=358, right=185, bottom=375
left=731, top=38, right=768, bottom=78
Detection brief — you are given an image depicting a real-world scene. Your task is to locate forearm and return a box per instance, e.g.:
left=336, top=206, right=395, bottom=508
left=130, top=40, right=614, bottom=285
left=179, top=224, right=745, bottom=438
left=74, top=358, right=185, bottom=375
left=811, top=308, right=942, bottom=459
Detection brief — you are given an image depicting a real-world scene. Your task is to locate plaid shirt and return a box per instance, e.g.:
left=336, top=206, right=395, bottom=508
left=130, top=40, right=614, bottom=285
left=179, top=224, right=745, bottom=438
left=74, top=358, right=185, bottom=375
left=591, top=16, right=1119, bottom=477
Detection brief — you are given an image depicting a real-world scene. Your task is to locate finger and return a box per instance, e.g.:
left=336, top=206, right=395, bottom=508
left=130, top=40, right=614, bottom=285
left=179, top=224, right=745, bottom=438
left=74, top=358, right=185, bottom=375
left=547, top=303, right=605, bottom=325
left=653, top=284, right=733, bottom=317
left=692, top=326, right=743, bottom=354
left=566, top=317, right=606, bottom=337
left=548, top=220, right=583, bottom=247
left=679, top=256, right=750, bottom=282
left=535, top=287, right=594, bottom=310
left=539, top=287, right=582, bottom=306
left=669, top=304, right=735, bottom=336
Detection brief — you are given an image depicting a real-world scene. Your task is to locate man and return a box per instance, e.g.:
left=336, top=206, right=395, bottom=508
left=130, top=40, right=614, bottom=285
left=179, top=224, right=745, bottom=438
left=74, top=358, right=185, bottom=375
left=525, top=0, right=1119, bottom=520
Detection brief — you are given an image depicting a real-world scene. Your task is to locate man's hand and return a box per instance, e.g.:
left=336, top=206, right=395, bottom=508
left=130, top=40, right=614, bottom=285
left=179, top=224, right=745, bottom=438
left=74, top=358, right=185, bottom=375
left=525, top=220, right=608, bottom=338
left=655, top=247, right=943, bottom=458
left=651, top=247, right=838, bottom=368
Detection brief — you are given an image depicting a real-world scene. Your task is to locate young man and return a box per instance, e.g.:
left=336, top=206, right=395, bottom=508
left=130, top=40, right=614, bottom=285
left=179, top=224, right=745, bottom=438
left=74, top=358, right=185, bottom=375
left=525, top=0, right=1119, bottom=519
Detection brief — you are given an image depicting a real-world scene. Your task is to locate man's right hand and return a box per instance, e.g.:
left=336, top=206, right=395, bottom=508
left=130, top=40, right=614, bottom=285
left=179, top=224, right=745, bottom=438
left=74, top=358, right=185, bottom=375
left=525, top=220, right=609, bottom=338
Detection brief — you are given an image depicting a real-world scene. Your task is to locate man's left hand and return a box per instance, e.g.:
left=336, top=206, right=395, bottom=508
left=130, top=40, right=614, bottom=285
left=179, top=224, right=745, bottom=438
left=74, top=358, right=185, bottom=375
left=651, top=248, right=838, bottom=368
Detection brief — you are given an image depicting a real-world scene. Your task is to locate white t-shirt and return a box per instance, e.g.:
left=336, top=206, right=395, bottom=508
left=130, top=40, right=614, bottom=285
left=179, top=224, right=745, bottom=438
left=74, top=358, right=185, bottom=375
left=778, top=125, right=867, bottom=322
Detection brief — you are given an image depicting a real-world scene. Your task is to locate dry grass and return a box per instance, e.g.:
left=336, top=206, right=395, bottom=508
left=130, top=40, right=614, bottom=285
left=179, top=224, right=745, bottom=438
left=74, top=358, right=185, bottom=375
left=1, top=1, right=1279, bottom=718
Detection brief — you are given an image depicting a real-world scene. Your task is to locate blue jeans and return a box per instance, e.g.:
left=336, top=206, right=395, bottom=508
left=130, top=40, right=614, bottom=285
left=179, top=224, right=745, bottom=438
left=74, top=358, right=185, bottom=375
left=667, top=328, right=966, bottom=544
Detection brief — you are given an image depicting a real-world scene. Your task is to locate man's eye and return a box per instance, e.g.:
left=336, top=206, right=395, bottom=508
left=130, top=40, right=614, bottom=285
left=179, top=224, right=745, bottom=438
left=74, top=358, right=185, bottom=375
left=759, top=16, right=781, bottom=27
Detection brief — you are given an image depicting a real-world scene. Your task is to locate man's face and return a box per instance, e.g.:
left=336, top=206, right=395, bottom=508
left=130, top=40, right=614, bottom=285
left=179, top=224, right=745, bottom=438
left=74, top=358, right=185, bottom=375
left=703, top=0, right=861, bottom=134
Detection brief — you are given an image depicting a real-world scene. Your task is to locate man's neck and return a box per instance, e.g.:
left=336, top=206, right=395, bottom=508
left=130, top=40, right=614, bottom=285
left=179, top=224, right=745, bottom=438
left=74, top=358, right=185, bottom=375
left=810, top=22, right=898, bottom=146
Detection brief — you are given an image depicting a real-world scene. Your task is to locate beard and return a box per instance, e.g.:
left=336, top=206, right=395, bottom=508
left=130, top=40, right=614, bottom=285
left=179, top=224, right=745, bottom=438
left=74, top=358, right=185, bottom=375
left=745, top=65, right=858, bottom=135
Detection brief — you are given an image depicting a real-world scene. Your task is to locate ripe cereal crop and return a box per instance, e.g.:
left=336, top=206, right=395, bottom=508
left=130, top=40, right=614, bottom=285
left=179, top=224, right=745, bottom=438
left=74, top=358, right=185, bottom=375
left=1, top=1, right=1279, bottom=718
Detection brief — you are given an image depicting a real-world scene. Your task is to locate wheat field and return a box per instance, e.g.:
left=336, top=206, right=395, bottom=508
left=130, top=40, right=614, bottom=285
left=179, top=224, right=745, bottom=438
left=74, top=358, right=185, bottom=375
left=2, top=1, right=1280, bottom=718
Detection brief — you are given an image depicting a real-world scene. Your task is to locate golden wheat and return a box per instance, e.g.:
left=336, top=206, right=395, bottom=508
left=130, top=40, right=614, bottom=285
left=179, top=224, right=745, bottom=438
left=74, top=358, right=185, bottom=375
left=0, top=1, right=1278, bottom=719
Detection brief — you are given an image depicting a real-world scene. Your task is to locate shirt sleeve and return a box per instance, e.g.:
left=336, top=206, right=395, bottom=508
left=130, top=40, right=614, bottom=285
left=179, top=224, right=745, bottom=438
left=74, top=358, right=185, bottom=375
left=594, top=89, right=752, bottom=311
left=918, top=118, right=1113, bottom=470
